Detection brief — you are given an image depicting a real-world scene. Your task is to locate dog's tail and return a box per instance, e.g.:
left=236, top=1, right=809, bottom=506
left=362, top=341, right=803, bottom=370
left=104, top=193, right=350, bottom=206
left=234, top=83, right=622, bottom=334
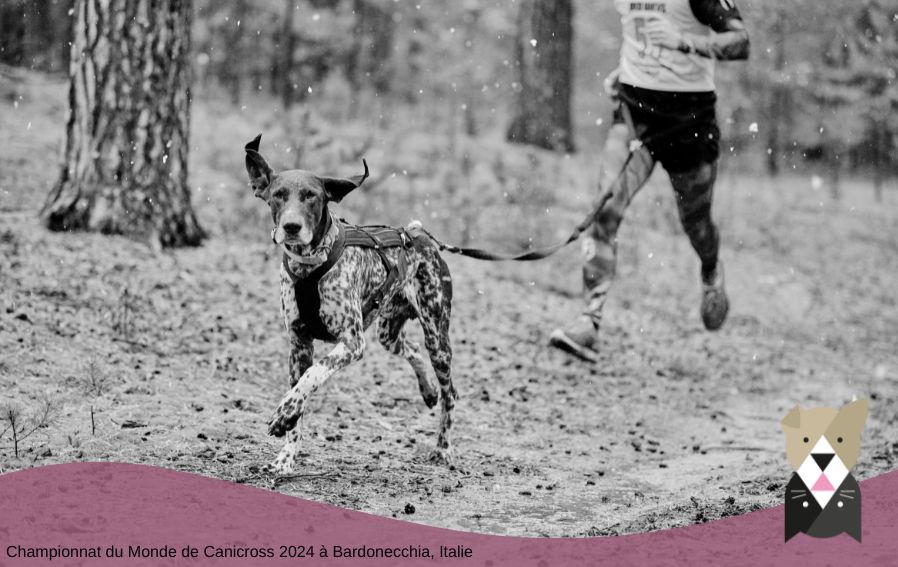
left=407, top=220, right=452, bottom=252
left=406, top=220, right=427, bottom=240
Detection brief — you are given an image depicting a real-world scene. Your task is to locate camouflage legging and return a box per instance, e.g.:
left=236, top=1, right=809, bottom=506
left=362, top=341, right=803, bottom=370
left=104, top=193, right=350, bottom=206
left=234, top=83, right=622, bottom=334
left=581, top=122, right=720, bottom=327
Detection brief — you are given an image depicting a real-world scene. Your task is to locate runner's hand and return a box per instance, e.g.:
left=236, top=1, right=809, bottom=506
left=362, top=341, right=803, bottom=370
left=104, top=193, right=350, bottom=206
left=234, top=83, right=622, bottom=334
left=603, top=67, right=621, bottom=101
left=643, top=18, right=683, bottom=51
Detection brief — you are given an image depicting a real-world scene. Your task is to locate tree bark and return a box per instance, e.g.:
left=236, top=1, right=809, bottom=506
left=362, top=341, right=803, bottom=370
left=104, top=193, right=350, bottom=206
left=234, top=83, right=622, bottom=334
left=43, top=0, right=205, bottom=247
left=506, top=0, right=575, bottom=153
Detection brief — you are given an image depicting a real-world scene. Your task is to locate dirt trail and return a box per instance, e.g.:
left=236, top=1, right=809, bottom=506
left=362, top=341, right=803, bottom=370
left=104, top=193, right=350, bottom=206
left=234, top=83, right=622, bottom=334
left=2, top=73, right=897, bottom=537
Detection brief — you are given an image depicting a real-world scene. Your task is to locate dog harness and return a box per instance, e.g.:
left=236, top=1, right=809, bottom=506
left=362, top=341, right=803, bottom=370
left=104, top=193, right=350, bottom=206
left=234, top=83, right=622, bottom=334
left=282, top=217, right=414, bottom=342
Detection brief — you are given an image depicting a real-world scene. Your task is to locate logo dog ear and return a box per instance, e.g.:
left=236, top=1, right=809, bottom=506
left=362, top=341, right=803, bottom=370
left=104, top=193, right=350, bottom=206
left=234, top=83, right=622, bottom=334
left=320, top=159, right=369, bottom=203
left=837, top=399, right=869, bottom=433
left=245, top=134, right=274, bottom=200
left=780, top=405, right=802, bottom=430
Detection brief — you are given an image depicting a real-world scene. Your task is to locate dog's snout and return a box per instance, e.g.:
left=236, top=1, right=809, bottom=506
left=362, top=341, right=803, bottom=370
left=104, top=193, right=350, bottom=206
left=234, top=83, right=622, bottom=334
left=282, top=221, right=302, bottom=235
left=812, top=453, right=834, bottom=470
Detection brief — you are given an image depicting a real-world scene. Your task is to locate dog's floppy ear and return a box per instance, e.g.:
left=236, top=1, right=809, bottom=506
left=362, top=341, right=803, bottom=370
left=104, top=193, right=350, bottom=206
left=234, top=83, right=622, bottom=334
left=780, top=405, right=802, bottom=430
left=320, top=159, right=369, bottom=203
left=245, top=134, right=274, bottom=200
left=836, top=399, right=869, bottom=433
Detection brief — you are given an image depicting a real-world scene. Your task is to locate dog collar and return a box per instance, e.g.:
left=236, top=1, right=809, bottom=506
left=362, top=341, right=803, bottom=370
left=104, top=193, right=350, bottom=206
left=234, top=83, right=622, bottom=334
left=281, top=212, right=344, bottom=279
left=282, top=245, right=330, bottom=266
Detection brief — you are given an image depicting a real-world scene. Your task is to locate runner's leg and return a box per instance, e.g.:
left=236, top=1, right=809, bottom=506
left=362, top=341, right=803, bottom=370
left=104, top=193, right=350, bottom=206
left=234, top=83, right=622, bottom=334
left=669, top=160, right=729, bottom=330
left=669, top=161, right=719, bottom=278
left=550, top=118, right=655, bottom=361
left=582, top=123, right=655, bottom=328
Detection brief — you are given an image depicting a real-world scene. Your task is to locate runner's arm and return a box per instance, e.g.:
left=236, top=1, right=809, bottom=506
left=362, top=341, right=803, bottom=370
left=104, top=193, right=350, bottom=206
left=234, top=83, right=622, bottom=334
left=644, top=1, right=749, bottom=60
left=684, top=0, right=750, bottom=60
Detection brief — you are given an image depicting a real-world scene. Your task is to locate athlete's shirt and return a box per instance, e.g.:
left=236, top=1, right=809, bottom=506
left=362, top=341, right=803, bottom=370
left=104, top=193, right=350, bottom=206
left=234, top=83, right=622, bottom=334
left=614, top=0, right=743, bottom=92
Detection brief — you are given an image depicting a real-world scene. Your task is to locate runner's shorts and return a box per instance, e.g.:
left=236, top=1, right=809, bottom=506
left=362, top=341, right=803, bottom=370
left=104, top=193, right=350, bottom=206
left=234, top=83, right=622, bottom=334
left=616, top=83, right=719, bottom=174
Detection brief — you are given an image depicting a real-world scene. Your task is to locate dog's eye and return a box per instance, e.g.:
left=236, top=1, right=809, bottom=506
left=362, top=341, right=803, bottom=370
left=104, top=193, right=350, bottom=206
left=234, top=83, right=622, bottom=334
left=272, top=189, right=288, bottom=200
left=803, top=437, right=809, bottom=443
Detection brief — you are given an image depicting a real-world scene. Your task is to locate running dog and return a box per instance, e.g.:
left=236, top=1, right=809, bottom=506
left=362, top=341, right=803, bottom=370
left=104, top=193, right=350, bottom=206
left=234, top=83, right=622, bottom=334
left=245, top=135, right=456, bottom=474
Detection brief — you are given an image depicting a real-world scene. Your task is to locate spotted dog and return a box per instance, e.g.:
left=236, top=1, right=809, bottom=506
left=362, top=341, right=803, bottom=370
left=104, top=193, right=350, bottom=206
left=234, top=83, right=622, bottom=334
left=245, top=135, right=456, bottom=474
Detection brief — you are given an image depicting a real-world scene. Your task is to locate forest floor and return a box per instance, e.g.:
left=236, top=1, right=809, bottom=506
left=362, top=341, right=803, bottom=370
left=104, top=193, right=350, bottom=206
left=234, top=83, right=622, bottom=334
left=2, top=69, right=898, bottom=537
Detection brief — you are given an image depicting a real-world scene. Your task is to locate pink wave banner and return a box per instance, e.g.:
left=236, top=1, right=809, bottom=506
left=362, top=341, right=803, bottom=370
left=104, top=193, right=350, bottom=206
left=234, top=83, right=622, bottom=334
left=0, top=463, right=895, bottom=566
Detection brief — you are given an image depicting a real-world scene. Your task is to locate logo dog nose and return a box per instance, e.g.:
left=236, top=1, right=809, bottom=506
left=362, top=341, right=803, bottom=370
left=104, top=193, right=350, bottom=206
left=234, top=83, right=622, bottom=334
left=812, top=453, right=834, bottom=470
left=282, top=222, right=302, bottom=235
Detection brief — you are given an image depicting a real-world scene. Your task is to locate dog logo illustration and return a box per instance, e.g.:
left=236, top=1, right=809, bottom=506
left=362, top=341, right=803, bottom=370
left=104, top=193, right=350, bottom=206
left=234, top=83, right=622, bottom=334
left=780, top=399, right=867, bottom=542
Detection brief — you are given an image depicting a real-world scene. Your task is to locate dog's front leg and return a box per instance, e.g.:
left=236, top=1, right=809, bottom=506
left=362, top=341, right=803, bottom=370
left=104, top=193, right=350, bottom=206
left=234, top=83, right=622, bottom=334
left=271, top=266, right=315, bottom=473
left=268, top=305, right=365, bottom=474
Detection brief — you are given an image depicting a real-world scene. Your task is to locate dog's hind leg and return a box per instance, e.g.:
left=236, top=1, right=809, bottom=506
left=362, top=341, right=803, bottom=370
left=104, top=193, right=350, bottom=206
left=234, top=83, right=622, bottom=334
left=415, top=252, right=456, bottom=464
left=377, top=313, right=439, bottom=409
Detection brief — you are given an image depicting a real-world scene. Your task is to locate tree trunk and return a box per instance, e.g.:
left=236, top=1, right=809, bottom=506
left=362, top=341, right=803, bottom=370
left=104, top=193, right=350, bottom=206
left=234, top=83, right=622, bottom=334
left=873, top=120, right=884, bottom=203
left=506, top=0, right=575, bottom=153
left=42, top=0, right=204, bottom=247
left=349, top=0, right=395, bottom=95
left=828, top=146, right=842, bottom=201
left=0, top=1, right=27, bottom=67
left=766, top=8, right=786, bottom=176
left=0, top=0, right=72, bottom=71
left=280, top=0, right=296, bottom=110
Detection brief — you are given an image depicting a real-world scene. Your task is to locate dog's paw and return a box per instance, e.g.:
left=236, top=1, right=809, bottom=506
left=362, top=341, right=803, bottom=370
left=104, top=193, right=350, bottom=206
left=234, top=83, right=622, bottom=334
left=267, top=394, right=303, bottom=437
left=420, top=387, right=439, bottom=409
left=265, top=458, right=297, bottom=476
left=267, top=415, right=298, bottom=438
left=265, top=431, right=302, bottom=475
left=423, top=392, right=439, bottom=409
left=428, top=447, right=455, bottom=466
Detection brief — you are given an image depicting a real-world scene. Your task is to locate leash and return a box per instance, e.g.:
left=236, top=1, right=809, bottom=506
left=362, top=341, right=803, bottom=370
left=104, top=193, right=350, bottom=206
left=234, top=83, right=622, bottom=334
left=422, top=98, right=714, bottom=263
left=419, top=190, right=614, bottom=262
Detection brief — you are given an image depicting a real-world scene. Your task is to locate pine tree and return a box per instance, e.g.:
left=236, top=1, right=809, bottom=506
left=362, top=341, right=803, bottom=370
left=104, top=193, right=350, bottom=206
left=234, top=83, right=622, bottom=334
left=42, top=0, right=205, bottom=247
left=506, top=0, right=575, bottom=153
left=818, top=0, right=898, bottom=200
